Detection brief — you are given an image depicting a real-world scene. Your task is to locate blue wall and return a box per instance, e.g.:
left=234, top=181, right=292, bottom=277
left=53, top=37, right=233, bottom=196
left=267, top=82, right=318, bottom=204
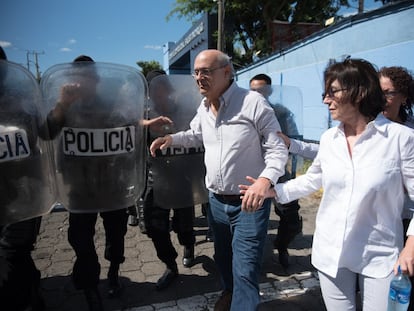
left=236, top=1, right=414, bottom=141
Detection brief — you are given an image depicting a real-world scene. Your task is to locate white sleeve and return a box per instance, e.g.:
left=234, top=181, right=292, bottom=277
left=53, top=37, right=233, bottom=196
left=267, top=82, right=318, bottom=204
left=289, top=139, right=319, bottom=160
left=407, top=218, right=414, bottom=236
left=275, top=155, right=323, bottom=203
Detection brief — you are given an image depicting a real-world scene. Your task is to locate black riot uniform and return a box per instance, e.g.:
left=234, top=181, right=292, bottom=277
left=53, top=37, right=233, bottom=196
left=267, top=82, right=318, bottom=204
left=143, top=70, right=196, bottom=291
left=271, top=104, right=303, bottom=267
left=0, top=218, right=44, bottom=310
left=0, top=48, right=51, bottom=311
left=249, top=74, right=303, bottom=268
left=43, top=56, right=145, bottom=310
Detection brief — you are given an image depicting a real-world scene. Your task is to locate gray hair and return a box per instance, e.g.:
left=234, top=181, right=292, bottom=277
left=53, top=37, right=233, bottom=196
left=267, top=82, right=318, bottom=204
left=217, top=52, right=235, bottom=79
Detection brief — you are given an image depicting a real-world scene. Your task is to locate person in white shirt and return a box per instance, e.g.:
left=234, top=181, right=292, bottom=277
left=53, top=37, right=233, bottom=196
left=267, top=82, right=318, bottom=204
left=379, top=65, right=414, bottom=310
left=240, top=58, right=414, bottom=311
left=150, top=49, right=287, bottom=311
left=379, top=66, right=414, bottom=223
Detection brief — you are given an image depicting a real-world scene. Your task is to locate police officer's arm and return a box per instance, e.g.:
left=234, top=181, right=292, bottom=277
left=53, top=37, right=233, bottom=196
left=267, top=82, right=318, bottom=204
left=53, top=83, right=82, bottom=121
left=46, top=83, right=82, bottom=138
left=142, top=116, right=173, bottom=130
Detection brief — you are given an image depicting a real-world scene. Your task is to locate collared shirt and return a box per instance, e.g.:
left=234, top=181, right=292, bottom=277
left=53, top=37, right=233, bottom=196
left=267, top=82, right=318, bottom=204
left=171, top=81, right=288, bottom=194
left=402, top=116, right=414, bottom=218
left=275, top=114, right=414, bottom=278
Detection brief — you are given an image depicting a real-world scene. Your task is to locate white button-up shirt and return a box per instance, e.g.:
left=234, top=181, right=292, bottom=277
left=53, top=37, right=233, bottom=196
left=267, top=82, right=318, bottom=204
left=275, top=114, right=414, bottom=278
left=172, top=81, right=288, bottom=195
left=402, top=116, right=414, bottom=219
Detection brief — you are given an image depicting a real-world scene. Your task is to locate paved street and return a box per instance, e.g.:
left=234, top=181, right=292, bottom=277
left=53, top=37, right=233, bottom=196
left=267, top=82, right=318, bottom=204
left=33, top=194, right=326, bottom=311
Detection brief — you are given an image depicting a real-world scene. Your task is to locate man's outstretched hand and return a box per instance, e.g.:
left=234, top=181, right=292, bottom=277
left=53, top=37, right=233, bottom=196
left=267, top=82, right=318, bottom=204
left=149, top=135, right=172, bottom=157
left=239, top=176, right=276, bottom=212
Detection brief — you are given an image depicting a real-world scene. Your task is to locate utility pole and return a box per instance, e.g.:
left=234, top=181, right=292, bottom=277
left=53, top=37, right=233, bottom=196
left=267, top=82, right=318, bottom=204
left=26, top=50, right=44, bottom=82
left=215, top=0, right=225, bottom=51
left=358, top=0, right=364, bottom=13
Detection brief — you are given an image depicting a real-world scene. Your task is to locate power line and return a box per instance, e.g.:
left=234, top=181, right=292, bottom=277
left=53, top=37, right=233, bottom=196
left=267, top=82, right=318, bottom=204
left=26, top=50, right=44, bottom=82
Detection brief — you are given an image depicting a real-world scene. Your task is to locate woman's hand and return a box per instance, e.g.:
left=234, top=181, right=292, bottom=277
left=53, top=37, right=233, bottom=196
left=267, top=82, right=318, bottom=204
left=277, top=131, right=291, bottom=148
left=395, top=235, right=414, bottom=276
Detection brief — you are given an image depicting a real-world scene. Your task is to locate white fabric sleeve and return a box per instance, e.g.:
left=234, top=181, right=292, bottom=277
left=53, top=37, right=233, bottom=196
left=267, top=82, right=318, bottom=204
left=289, top=139, right=319, bottom=160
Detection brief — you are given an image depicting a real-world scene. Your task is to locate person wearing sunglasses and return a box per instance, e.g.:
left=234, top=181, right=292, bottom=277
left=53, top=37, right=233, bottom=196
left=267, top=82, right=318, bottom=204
left=379, top=66, right=414, bottom=310
left=150, top=49, right=288, bottom=311
left=240, top=58, right=414, bottom=311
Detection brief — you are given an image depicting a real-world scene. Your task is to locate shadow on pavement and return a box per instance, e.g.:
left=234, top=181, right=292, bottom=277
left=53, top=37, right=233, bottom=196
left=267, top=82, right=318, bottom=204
left=39, top=256, right=221, bottom=311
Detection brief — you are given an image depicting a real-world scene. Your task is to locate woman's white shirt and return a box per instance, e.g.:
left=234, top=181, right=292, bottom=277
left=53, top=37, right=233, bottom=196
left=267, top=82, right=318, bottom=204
left=402, top=116, right=414, bottom=219
left=275, top=114, right=414, bottom=278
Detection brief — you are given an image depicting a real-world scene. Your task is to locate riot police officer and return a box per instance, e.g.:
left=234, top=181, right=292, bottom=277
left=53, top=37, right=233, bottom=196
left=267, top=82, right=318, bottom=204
left=143, top=70, right=200, bottom=291
left=250, top=73, right=303, bottom=268
left=44, top=55, right=146, bottom=310
left=0, top=46, right=51, bottom=311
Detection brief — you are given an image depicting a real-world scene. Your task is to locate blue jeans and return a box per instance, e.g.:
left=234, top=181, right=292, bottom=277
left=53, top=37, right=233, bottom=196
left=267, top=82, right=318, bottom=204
left=208, top=192, right=271, bottom=311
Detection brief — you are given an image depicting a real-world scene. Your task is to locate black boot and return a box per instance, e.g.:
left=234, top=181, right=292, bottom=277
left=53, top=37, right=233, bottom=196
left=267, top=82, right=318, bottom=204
left=84, top=288, right=104, bottom=311
left=182, top=245, right=195, bottom=267
left=278, top=247, right=290, bottom=269
left=156, top=264, right=178, bottom=291
left=107, top=263, right=122, bottom=298
left=274, top=203, right=302, bottom=268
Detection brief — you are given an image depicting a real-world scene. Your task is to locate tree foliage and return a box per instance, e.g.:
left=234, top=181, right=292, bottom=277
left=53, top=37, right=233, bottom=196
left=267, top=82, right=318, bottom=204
left=167, top=0, right=365, bottom=68
left=136, top=60, right=162, bottom=77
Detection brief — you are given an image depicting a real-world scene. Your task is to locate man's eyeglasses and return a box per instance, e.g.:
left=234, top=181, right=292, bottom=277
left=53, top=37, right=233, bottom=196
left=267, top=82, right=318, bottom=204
left=322, top=88, right=347, bottom=99
left=192, top=64, right=227, bottom=78
left=383, top=91, right=399, bottom=99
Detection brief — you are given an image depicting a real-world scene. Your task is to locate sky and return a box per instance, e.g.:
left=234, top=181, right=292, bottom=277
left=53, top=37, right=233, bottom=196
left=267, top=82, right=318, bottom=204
left=0, top=0, right=194, bottom=76
left=1, top=0, right=382, bottom=78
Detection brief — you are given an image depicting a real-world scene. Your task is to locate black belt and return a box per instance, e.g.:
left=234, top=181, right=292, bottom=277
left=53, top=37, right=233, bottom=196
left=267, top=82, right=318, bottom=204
left=213, top=193, right=242, bottom=204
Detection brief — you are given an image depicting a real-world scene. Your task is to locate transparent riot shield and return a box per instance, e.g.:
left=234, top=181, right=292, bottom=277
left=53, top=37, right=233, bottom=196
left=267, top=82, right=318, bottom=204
left=268, top=85, right=303, bottom=136
left=0, top=60, right=56, bottom=225
left=41, top=62, right=146, bottom=213
left=268, top=85, right=304, bottom=179
left=148, top=74, right=208, bottom=209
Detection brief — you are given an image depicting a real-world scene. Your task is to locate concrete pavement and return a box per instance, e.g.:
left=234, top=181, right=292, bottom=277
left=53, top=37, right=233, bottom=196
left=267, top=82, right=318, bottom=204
left=32, top=194, right=326, bottom=311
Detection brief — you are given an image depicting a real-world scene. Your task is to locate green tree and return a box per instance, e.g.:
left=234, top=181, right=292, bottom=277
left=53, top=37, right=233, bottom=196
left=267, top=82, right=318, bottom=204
left=136, top=60, right=162, bottom=77
left=168, top=0, right=364, bottom=68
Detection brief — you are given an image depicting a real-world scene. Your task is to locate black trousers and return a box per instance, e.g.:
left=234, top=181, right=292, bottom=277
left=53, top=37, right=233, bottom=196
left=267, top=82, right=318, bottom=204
left=273, top=168, right=303, bottom=249
left=143, top=189, right=195, bottom=269
left=68, top=208, right=128, bottom=290
left=274, top=200, right=302, bottom=249
left=0, top=217, right=42, bottom=311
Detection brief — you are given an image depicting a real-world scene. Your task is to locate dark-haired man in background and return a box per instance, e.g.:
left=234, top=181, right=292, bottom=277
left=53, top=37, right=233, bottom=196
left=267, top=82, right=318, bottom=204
left=250, top=73, right=303, bottom=269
